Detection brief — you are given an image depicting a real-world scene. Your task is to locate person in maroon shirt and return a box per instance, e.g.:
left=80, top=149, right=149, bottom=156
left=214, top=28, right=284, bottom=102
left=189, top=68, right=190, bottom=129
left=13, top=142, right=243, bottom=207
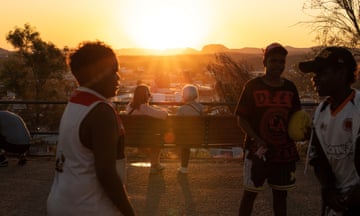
left=235, top=43, right=301, bottom=216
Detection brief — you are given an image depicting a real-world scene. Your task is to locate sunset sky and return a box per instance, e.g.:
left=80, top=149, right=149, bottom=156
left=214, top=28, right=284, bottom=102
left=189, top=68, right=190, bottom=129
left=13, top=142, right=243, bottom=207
left=0, top=0, right=317, bottom=51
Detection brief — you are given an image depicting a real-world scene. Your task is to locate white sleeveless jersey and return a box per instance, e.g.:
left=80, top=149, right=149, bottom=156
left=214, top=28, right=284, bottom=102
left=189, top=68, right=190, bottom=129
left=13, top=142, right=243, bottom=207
left=47, top=87, right=122, bottom=216
left=313, top=90, right=360, bottom=193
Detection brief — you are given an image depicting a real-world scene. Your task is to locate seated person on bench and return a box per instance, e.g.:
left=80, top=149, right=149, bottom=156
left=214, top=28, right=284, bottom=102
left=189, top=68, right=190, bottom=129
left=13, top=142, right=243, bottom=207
left=0, top=110, right=31, bottom=166
left=126, top=84, right=168, bottom=174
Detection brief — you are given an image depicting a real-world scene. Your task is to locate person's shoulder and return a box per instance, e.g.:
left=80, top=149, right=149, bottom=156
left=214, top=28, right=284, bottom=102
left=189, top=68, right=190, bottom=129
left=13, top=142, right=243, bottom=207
left=245, top=77, right=263, bottom=87
left=125, top=103, right=133, bottom=113
left=281, top=77, right=290, bottom=83
left=176, top=106, right=185, bottom=115
left=351, top=89, right=360, bottom=108
left=140, top=103, right=152, bottom=111
left=0, top=110, right=15, bottom=116
left=93, top=101, right=114, bottom=110
left=248, top=77, right=261, bottom=84
left=0, top=111, right=8, bottom=117
left=354, top=89, right=360, bottom=98
left=178, top=104, right=186, bottom=110
left=142, top=104, right=167, bottom=114
left=282, top=78, right=295, bottom=85
left=282, top=78, right=298, bottom=88
left=88, top=102, right=116, bottom=121
left=194, top=102, right=204, bottom=109
left=0, top=110, right=22, bottom=121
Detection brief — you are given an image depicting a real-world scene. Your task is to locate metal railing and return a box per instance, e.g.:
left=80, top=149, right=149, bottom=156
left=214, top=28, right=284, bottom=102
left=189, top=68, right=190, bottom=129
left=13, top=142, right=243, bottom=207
left=1, top=100, right=318, bottom=136
left=0, top=100, right=318, bottom=156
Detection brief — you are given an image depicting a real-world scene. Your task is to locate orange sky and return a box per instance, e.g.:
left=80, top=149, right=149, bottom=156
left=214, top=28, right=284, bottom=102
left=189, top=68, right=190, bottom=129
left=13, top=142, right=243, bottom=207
left=0, top=0, right=317, bottom=51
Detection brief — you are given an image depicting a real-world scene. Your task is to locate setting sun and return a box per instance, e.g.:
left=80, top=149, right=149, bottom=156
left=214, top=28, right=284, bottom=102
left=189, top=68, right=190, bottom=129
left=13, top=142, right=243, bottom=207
left=122, top=1, right=211, bottom=50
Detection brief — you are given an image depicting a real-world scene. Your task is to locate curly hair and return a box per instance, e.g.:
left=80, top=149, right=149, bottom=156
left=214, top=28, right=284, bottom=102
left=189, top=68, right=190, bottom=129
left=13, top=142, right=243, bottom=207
left=69, top=41, right=116, bottom=81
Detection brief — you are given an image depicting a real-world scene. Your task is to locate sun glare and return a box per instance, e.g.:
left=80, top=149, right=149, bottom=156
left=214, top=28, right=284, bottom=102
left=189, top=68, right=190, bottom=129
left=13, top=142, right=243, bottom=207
left=123, top=1, right=210, bottom=50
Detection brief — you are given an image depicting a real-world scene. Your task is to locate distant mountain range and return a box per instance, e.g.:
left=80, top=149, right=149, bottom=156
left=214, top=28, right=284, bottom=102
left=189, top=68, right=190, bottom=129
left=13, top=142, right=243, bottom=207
left=116, top=44, right=313, bottom=56
left=0, top=48, right=10, bottom=57
left=0, top=44, right=314, bottom=57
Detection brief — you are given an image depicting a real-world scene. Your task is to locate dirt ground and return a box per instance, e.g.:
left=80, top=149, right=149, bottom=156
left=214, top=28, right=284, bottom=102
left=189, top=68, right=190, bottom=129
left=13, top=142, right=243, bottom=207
left=0, top=156, right=321, bottom=216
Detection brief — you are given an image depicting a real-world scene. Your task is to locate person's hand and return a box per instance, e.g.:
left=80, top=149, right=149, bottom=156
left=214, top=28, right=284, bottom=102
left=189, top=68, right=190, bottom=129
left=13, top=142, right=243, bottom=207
left=340, top=185, right=360, bottom=207
left=322, top=188, right=347, bottom=212
left=254, top=140, right=268, bottom=160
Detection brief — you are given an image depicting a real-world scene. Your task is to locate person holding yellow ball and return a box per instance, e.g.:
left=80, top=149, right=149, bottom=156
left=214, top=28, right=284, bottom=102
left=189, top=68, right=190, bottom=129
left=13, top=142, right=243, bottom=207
left=235, top=42, right=302, bottom=216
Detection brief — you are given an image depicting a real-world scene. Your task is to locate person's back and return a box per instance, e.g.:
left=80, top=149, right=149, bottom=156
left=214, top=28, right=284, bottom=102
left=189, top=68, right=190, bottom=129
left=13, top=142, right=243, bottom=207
left=176, top=84, right=203, bottom=174
left=126, top=84, right=167, bottom=120
left=0, top=111, right=30, bottom=145
left=177, top=102, right=203, bottom=116
left=126, top=103, right=167, bottom=119
left=0, top=111, right=31, bottom=166
left=126, top=84, right=167, bottom=174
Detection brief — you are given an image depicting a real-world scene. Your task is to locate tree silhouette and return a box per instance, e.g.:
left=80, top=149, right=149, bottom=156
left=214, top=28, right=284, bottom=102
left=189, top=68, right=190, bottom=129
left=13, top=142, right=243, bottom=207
left=2, top=23, right=68, bottom=100
left=207, top=53, right=253, bottom=113
left=303, top=0, right=360, bottom=49
left=1, top=23, right=68, bottom=131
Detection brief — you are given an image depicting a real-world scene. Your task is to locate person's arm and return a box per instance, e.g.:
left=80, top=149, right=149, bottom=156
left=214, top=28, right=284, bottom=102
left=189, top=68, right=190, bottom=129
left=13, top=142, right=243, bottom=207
left=237, top=115, right=267, bottom=148
left=82, top=103, right=136, bottom=215
left=355, top=131, right=360, bottom=177
left=340, top=133, right=360, bottom=207
left=235, top=81, right=266, bottom=149
left=176, top=106, right=184, bottom=116
left=309, top=131, right=346, bottom=211
left=309, top=133, right=336, bottom=188
left=142, top=104, right=168, bottom=119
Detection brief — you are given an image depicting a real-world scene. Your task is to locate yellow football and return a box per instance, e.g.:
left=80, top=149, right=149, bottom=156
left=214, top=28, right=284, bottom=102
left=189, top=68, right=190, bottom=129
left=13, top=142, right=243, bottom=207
left=288, top=110, right=312, bottom=141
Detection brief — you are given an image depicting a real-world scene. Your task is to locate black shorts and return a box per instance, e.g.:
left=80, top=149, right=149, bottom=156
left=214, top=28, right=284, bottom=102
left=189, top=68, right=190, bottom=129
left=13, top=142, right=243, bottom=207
left=243, top=150, right=296, bottom=192
left=267, top=162, right=296, bottom=190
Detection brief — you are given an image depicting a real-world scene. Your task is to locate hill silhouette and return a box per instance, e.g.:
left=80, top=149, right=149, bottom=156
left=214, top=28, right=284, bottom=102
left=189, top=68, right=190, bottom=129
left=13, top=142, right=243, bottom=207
left=0, top=48, right=10, bottom=57
left=116, top=44, right=312, bottom=56
left=0, top=44, right=314, bottom=72
left=0, top=44, right=313, bottom=56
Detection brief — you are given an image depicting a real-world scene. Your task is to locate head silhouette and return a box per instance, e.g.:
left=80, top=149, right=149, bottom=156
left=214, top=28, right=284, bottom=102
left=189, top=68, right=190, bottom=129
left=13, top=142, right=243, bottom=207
left=130, top=84, right=151, bottom=109
left=182, top=84, right=199, bottom=103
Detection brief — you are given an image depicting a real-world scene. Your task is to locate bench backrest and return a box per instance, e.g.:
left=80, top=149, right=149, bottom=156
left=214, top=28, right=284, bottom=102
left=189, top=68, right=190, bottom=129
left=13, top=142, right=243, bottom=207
left=120, top=115, right=244, bottom=148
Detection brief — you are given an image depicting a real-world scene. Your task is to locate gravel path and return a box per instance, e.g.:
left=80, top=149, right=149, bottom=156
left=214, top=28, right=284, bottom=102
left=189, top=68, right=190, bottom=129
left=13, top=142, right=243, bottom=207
left=0, top=157, right=321, bottom=216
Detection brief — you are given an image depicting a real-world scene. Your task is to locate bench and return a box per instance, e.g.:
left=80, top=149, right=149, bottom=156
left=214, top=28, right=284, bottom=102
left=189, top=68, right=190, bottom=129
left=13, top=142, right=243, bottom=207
left=119, top=115, right=244, bottom=148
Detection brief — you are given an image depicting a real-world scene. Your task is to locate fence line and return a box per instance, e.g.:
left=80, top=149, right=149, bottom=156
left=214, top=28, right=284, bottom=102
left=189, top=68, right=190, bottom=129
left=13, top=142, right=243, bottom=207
left=1, top=100, right=318, bottom=156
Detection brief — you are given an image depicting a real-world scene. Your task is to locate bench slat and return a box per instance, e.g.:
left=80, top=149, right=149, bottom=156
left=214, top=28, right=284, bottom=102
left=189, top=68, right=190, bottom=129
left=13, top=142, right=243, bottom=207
left=120, top=115, right=244, bottom=148
left=206, top=116, right=243, bottom=146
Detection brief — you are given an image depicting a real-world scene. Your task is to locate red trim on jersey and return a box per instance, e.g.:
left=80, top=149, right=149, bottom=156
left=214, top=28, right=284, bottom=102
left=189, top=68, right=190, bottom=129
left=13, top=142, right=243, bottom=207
left=69, top=90, right=125, bottom=135
left=69, top=90, right=104, bottom=106
left=331, top=90, right=355, bottom=116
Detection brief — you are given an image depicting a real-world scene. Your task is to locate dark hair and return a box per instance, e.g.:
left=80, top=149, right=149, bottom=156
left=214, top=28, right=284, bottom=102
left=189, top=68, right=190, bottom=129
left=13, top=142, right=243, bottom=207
left=69, top=41, right=116, bottom=81
left=129, top=84, right=151, bottom=110
left=263, top=43, right=288, bottom=62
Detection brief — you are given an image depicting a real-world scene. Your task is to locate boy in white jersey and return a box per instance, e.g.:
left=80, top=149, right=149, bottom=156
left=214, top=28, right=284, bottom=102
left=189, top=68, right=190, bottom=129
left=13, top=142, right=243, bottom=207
left=299, top=47, right=360, bottom=215
left=47, top=42, right=136, bottom=215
